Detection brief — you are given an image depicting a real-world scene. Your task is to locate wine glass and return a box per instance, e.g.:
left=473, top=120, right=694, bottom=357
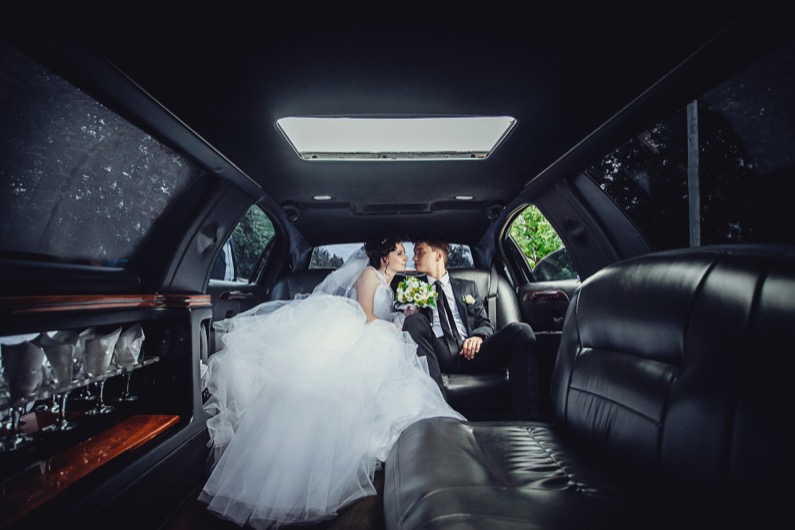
left=37, top=333, right=78, bottom=432
left=0, top=339, right=45, bottom=452
left=70, top=327, right=99, bottom=404
left=113, top=324, right=145, bottom=402
left=83, top=327, right=121, bottom=416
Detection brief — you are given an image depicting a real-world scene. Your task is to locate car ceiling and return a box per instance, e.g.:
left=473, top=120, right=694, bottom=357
left=19, top=7, right=753, bottom=248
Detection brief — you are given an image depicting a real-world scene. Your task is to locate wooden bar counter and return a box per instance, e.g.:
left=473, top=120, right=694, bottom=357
left=0, top=414, right=179, bottom=528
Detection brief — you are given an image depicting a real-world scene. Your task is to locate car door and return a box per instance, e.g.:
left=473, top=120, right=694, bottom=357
left=501, top=205, right=581, bottom=411
left=205, top=204, right=282, bottom=351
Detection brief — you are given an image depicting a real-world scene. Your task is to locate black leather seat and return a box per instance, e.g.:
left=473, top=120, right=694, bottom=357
left=383, top=244, right=795, bottom=529
left=436, top=268, right=519, bottom=420
left=266, top=268, right=334, bottom=300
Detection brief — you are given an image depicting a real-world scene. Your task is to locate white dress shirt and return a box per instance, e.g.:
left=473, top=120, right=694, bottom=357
left=427, top=273, right=468, bottom=340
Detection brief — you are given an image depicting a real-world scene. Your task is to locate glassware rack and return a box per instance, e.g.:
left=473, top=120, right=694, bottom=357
left=0, top=292, right=212, bottom=528
left=0, top=356, right=159, bottom=411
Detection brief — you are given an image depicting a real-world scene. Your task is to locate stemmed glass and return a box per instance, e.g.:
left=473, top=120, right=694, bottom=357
left=37, top=333, right=78, bottom=432
left=113, top=324, right=145, bottom=402
left=83, top=327, right=121, bottom=416
left=0, top=339, right=45, bottom=452
left=70, top=327, right=97, bottom=403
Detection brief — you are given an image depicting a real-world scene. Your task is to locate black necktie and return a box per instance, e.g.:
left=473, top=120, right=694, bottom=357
left=435, top=280, right=463, bottom=354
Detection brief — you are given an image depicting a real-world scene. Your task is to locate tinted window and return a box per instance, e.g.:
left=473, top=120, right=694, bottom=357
left=0, top=43, right=200, bottom=266
left=585, top=40, right=795, bottom=250
left=509, top=204, right=577, bottom=281
left=310, top=242, right=474, bottom=270
left=210, top=205, right=275, bottom=282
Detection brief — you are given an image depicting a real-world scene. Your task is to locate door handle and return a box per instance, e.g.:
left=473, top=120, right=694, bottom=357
left=524, top=290, right=569, bottom=302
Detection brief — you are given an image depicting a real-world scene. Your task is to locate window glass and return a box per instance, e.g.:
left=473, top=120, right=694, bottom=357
left=0, top=42, right=200, bottom=266
left=310, top=242, right=474, bottom=270
left=310, top=244, right=359, bottom=268
left=210, top=205, right=275, bottom=282
left=509, top=204, right=577, bottom=281
left=445, top=244, right=474, bottom=268
left=276, top=116, right=516, bottom=161
left=584, top=39, right=795, bottom=250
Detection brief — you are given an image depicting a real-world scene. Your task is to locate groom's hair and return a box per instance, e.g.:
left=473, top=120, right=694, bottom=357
left=413, top=232, right=450, bottom=262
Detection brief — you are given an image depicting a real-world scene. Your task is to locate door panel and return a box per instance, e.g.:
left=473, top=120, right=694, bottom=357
left=516, top=278, right=580, bottom=415
left=206, top=280, right=268, bottom=352
left=517, top=279, right=579, bottom=334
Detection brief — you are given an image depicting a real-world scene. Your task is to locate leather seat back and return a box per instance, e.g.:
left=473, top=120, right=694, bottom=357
left=552, top=244, right=795, bottom=499
left=267, top=269, right=333, bottom=300
left=449, top=268, right=520, bottom=331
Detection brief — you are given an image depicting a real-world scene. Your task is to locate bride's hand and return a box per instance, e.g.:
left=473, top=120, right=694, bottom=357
left=403, top=307, right=420, bottom=317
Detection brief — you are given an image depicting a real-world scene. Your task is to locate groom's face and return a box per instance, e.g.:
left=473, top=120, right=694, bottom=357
left=413, top=243, right=443, bottom=275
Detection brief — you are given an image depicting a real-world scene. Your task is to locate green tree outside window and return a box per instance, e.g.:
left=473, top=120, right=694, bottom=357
left=231, top=206, right=275, bottom=281
left=509, top=205, right=576, bottom=280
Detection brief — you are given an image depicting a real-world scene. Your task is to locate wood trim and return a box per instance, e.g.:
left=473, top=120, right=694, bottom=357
left=0, top=414, right=180, bottom=528
left=161, top=294, right=213, bottom=308
left=0, top=294, right=212, bottom=315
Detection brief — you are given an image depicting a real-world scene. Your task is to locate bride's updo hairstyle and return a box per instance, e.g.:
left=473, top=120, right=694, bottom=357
left=364, top=235, right=403, bottom=268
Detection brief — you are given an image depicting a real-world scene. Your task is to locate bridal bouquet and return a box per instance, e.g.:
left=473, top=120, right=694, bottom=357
left=394, top=275, right=437, bottom=310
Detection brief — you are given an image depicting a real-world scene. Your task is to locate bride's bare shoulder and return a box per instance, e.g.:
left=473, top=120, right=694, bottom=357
left=356, top=266, right=379, bottom=284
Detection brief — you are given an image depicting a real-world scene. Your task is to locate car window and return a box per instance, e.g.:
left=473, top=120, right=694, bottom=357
left=509, top=205, right=577, bottom=281
left=0, top=42, right=200, bottom=267
left=210, top=205, right=275, bottom=283
left=584, top=39, right=795, bottom=250
left=310, top=242, right=474, bottom=270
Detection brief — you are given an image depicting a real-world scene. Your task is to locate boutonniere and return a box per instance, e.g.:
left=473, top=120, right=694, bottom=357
left=461, top=294, right=476, bottom=305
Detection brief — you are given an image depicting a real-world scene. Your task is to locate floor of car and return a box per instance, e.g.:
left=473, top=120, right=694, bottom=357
left=164, top=469, right=385, bottom=530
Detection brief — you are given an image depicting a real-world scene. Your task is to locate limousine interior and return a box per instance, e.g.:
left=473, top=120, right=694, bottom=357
left=1, top=5, right=793, bottom=529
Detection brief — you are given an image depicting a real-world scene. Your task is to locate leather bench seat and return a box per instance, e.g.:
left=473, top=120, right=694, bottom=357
left=383, top=244, right=795, bottom=529
left=385, top=419, right=654, bottom=529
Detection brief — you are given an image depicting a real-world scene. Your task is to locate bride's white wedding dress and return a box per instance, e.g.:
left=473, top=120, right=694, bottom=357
left=199, top=250, right=464, bottom=529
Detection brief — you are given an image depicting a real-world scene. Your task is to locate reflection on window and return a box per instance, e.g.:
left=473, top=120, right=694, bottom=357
left=585, top=40, right=795, bottom=250
left=0, top=43, right=200, bottom=266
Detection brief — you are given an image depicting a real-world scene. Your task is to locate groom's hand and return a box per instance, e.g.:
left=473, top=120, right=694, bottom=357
left=460, top=336, right=483, bottom=360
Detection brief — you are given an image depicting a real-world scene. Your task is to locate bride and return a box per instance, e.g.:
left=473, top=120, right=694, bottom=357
left=199, top=235, right=465, bottom=529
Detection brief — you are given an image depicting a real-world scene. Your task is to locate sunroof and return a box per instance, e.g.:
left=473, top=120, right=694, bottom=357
left=275, top=116, right=517, bottom=161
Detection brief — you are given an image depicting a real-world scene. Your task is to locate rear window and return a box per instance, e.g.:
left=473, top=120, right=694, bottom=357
left=310, top=242, right=474, bottom=269
left=585, top=39, right=795, bottom=249
left=0, top=42, right=200, bottom=267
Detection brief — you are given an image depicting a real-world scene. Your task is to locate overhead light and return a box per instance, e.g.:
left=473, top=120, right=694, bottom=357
left=455, top=195, right=474, bottom=201
left=276, top=116, right=517, bottom=161
left=313, top=195, right=333, bottom=201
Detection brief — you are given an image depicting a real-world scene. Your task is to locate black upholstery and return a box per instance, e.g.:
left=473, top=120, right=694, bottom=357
left=265, top=267, right=520, bottom=419
left=266, top=268, right=333, bottom=300
left=383, top=245, right=795, bottom=529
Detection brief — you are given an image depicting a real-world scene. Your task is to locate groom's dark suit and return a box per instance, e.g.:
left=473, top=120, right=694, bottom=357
left=396, top=273, right=540, bottom=420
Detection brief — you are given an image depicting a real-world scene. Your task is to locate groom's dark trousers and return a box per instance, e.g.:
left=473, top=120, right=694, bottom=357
left=403, top=313, right=540, bottom=420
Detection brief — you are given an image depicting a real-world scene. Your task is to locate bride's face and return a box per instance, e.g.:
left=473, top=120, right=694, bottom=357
left=384, top=243, right=407, bottom=272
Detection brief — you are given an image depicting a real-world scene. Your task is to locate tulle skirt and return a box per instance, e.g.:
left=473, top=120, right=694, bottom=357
left=199, top=294, right=464, bottom=529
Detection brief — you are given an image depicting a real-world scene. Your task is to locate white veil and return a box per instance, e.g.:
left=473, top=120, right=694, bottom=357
left=311, top=247, right=369, bottom=298
left=214, top=247, right=370, bottom=333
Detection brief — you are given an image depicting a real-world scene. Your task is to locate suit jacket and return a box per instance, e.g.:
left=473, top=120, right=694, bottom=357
left=392, top=272, right=495, bottom=339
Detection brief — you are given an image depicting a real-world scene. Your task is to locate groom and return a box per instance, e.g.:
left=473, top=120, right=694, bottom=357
left=399, top=232, right=541, bottom=420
